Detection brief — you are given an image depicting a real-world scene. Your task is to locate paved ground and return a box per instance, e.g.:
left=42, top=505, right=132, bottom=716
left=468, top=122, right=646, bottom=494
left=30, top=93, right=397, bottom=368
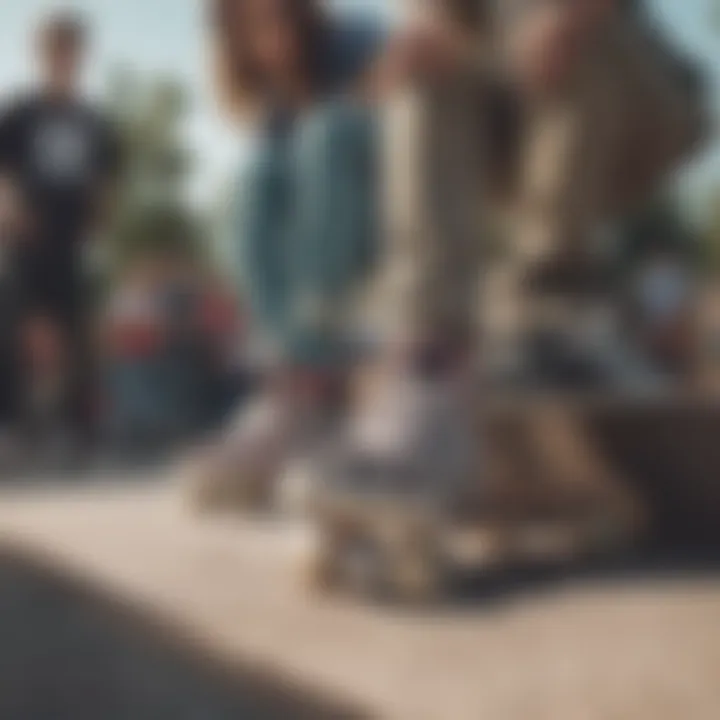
left=0, top=480, right=719, bottom=719
left=0, top=548, right=359, bottom=720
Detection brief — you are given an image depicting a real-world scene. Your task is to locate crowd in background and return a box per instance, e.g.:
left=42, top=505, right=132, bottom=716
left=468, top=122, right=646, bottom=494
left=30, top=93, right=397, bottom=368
left=102, top=250, right=248, bottom=452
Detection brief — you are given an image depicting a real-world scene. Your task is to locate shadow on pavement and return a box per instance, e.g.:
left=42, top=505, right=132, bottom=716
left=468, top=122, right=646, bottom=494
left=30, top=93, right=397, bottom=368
left=445, top=548, right=720, bottom=614
left=0, top=545, right=367, bottom=720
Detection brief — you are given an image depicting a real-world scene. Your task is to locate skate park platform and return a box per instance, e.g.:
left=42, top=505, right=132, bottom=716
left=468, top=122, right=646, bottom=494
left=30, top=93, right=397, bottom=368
left=483, top=393, right=720, bottom=546
left=0, top=479, right=719, bottom=720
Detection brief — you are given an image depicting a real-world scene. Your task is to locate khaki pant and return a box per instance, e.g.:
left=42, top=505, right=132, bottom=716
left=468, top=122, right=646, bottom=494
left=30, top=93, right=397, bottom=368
left=376, top=11, right=706, bottom=362
left=374, top=73, right=487, bottom=348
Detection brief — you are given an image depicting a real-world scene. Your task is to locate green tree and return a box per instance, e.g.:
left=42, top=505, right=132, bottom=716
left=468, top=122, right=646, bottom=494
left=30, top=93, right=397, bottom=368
left=103, top=68, right=202, bottom=273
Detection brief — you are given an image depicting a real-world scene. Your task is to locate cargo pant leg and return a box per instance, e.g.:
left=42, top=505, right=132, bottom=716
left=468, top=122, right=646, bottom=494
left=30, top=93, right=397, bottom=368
left=377, top=76, right=486, bottom=353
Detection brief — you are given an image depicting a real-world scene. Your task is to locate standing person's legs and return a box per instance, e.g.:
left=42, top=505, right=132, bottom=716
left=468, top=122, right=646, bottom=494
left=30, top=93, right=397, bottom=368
left=376, top=83, right=482, bottom=358
left=16, top=244, right=94, bottom=449
left=185, top=137, right=291, bottom=509
left=318, top=78, right=486, bottom=513
left=0, top=340, right=20, bottom=430
left=19, top=314, right=65, bottom=438
left=14, top=248, right=56, bottom=438
left=287, top=100, right=379, bottom=367
left=37, top=239, right=96, bottom=447
left=187, top=102, right=380, bottom=512
left=61, top=295, right=96, bottom=447
left=304, top=81, right=492, bottom=600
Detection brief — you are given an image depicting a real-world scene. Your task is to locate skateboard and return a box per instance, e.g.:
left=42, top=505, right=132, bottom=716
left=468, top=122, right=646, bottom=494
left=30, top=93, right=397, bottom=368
left=303, top=394, right=647, bottom=604
left=306, top=468, right=451, bottom=603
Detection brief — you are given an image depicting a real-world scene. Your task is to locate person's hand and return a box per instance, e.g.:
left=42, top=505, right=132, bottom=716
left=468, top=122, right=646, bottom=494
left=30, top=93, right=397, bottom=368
left=396, top=20, right=462, bottom=83
left=0, top=178, right=17, bottom=241
left=506, top=0, right=614, bottom=94
left=22, top=315, right=65, bottom=374
left=13, top=205, right=38, bottom=242
left=0, top=179, right=36, bottom=243
left=362, top=21, right=463, bottom=101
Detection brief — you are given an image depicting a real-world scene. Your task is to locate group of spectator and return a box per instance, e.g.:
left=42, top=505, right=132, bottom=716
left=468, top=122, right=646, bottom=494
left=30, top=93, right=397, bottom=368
left=103, top=253, right=246, bottom=452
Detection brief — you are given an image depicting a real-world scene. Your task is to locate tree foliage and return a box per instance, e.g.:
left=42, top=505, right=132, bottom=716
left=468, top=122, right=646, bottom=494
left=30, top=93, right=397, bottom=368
left=103, top=68, right=201, bottom=273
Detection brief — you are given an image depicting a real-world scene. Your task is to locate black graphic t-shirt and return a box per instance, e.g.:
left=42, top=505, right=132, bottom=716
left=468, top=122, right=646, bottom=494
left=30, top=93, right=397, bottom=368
left=0, top=93, right=121, bottom=251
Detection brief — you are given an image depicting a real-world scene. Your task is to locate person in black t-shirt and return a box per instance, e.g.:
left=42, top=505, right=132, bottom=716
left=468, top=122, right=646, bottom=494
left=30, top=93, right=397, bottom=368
left=0, top=12, right=121, bottom=450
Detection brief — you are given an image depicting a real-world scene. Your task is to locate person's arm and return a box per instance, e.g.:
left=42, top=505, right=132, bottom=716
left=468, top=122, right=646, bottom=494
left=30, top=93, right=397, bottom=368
left=356, top=19, right=465, bottom=104
left=0, top=103, right=30, bottom=240
left=0, top=104, right=19, bottom=177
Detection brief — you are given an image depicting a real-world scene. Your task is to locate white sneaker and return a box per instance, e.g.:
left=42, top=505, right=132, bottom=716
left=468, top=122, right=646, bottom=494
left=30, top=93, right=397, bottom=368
left=331, top=373, right=479, bottom=510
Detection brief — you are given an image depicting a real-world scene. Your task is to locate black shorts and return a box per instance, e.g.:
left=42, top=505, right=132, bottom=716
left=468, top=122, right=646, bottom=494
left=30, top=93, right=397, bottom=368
left=11, top=245, right=95, bottom=433
left=14, top=247, right=83, bottom=325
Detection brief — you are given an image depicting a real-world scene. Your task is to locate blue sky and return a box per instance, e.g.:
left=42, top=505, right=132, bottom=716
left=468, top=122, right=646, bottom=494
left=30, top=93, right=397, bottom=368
left=0, top=0, right=717, bottom=206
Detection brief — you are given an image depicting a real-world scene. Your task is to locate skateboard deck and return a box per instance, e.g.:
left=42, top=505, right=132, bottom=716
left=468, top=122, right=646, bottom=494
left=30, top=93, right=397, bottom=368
left=304, top=389, right=650, bottom=603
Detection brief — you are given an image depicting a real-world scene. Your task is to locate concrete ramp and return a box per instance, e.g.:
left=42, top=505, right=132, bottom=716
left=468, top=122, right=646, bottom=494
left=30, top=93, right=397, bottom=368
left=0, top=487, right=364, bottom=720
left=0, top=484, right=719, bottom=720
left=0, top=547, right=363, bottom=720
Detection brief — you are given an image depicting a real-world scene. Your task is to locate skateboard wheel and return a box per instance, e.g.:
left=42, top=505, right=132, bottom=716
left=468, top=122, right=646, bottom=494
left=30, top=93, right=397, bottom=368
left=391, top=546, right=445, bottom=603
left=307, top=520, right=395, bottom=600
left=341, top=533, right=392, bottom=599
left=388, top=525, right=448, bottom=604
left=309, top=515, right=449, bottom=604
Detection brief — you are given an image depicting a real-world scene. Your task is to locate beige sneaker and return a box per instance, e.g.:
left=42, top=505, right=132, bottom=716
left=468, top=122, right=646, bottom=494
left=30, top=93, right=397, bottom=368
left=184, top=389, right=340, bottom=514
